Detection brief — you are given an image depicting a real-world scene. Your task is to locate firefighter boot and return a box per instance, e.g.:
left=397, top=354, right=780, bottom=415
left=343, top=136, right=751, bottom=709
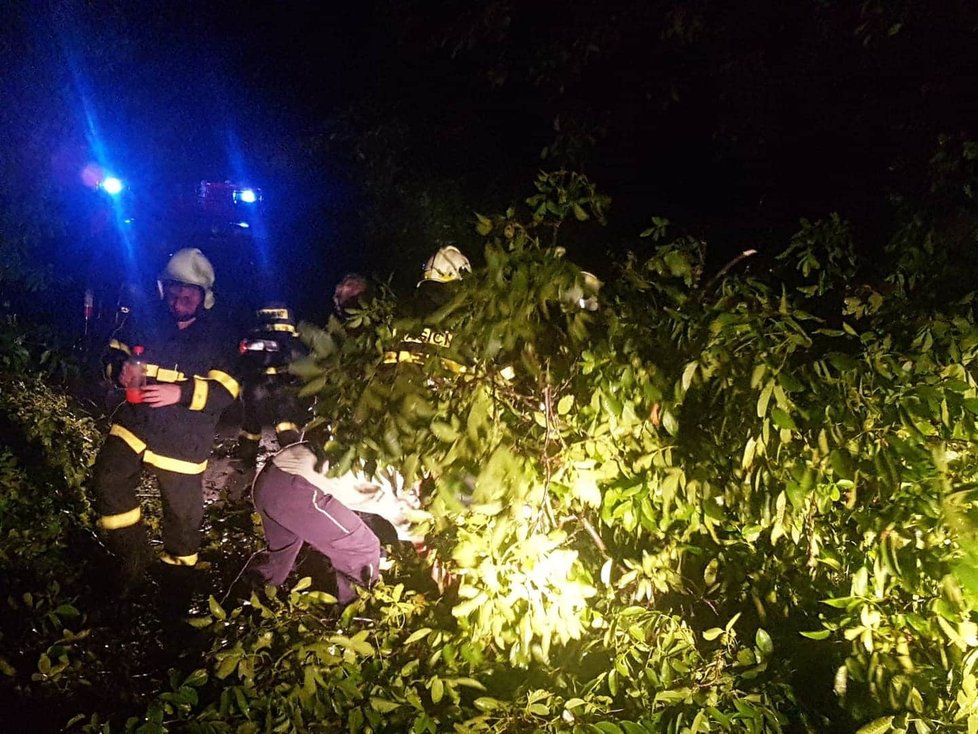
left=236, top=432, right=260, bottom=467
left=103, top=523, right=152, bottom=599
left=156, top=563, right=199, bottom=622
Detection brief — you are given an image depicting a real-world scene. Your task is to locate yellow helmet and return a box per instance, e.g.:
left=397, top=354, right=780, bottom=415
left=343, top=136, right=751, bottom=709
left=157, top=248, right=216, bottom=309
left=420, top=245, right=471, bottom=285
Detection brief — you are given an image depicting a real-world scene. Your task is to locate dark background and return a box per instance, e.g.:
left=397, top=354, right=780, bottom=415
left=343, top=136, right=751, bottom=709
left=3, top=0, right=978, bottom=325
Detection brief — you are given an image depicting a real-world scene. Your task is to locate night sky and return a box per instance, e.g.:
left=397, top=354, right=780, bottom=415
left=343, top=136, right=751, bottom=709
left=5, top=1, right=978, bottom=323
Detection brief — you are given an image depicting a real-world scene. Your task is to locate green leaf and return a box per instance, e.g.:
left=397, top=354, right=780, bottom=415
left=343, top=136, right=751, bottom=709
left=208, top=596, right=227, bottom=621
left=830, top=449, right=854, bottom=480
left=757, top=380, right=774, bottom=418
left=182, top=669, right=208, bottom=688
left=800, top=630, right=831, bottom=640
left=474, top=697, right=503, bottom=712
left=590, top=724, right=623, bottom=734
left=856, top=716, right=894, bottom=734
left=430, top=677, right=444, bottom=704
left=770, top=407, right=797, bottom=430
left=430, top=421, right=458, bottom=443
left=370, top=697, right=401, bottom=713
left=475, top=213, right=493, bottom=235
left=404, top=628, right=433, bottom=645
left=557, top=395, right=575, bottom=415
left=755, top=628, right=774, bottom=655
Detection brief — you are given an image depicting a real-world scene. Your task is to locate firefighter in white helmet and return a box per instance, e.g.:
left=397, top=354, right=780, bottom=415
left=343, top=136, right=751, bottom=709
left=383, top=245, right=472, bottom=370
left=92, top=247, right=240, bottom=613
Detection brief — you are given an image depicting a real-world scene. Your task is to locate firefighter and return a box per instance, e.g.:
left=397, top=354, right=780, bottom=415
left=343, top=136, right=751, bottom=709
left=332, top=272, right=370, bottom=318
left=92, top=247, right=240, bottom=607
left=382, top=245, right=471, bottom=371
left=236, top=302, right=307, bottom=466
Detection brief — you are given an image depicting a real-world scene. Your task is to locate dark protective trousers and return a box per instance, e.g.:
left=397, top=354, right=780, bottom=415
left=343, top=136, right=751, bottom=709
left=93, top=435, right=205, bottom=561
left=250, top=463, right=380, bottom=604
left=238, top=377, right=303, bottom=461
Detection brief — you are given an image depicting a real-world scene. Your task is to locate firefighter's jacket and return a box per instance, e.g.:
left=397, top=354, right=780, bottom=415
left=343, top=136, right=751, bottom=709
left=382, top=326, right=465, bottom=374
left=382, top=325, right=515, bottom=383
left=105, top=308, right=240, bottom=471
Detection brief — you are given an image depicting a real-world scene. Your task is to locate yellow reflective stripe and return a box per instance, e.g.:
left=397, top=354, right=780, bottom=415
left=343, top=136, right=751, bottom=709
left=110, top=424, right=205, bottom=473
left=264, top=366, right=283, bottom=375
left=403, top=327, right=453, bottom=347
left=142, top=363, right=187, bottom=381
left=239, top=430, right=262, bottom=442
left=157, top=367, right=185, bottom=383
left=190, top=377, right=209, bottom=411
left=109, top=339, right=131, bottom=356
left=98, top=507, right=141, bottom=530
left=259, top=308, right=291, bottom=320
left=143, top=451, right=207, bottom=475
left=109, top=424, right=147, bottom=455
left=265, top=323, right=297, bottom=334
left=383, top=350, right=424, bottom=365
left=207, top=370, right=240, bottom=399
left=275, top=421, right=299, bottom=434
left=440, top=357, right=466, bottom=374
left=161, top=551, right=198, bottom=567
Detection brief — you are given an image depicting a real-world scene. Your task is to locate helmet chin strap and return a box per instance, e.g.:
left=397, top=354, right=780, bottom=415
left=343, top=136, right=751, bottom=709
left=173, top=309, right=199, bottom=324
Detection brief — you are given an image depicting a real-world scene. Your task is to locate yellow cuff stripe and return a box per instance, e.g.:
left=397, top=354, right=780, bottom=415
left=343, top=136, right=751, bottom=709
left=207, top=370, right=240, bottom=399
left=110, top=424, right=147, bottom=455
left=240, top=430, right=262, bottom=442
left=264, top=366, right=284, bottom=375
left=275, top=421, right=299, bottom=434
left=190, top=377, right=209, bottom=411
left=98, top=507, right=141, bottom=530
left=109, top=339, right=131, bottom=356
left=143, top=364, right=186, bottom=382
left=161, top=552, right=198, bottom=567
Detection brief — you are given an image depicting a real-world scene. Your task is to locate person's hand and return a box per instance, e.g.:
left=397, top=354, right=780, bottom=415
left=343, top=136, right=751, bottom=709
left=141, top=383, right=181, bottom=408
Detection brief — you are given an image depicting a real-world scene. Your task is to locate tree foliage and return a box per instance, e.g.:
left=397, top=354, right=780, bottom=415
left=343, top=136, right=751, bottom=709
left=282, top=167, right=978, bottom=731
left=5, top=162, right=978, bottom=732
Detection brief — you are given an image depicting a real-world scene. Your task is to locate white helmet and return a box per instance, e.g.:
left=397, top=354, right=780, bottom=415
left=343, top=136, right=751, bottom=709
left=420, top=245, right=471, bottom=285
left=157, top=248, right=216, bottom=309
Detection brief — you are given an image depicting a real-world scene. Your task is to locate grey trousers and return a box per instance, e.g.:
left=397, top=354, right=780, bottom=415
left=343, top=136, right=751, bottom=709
left=250, top=463, right=380, bottom=604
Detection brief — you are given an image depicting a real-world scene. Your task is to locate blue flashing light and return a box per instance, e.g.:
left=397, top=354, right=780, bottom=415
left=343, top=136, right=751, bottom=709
left=101, top=176, right=124, bottom=196
left=236, top=188, right=257, bottom=204
left=236, top=221, right=251, bottom=229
